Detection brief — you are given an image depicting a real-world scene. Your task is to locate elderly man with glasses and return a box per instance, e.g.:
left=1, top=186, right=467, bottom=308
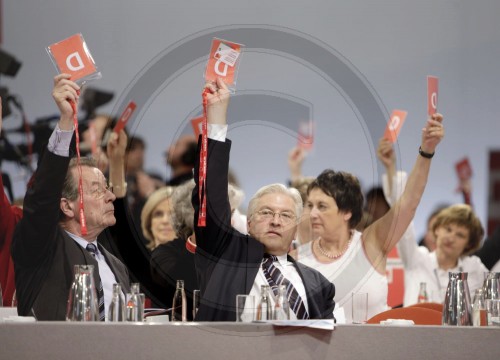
left=193, top=79, right=335, bottom=322
left=12, top=74, right=130, bottom=320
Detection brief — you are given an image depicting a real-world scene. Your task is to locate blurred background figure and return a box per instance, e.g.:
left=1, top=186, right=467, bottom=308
left=475, top=226, right=500, bottom=271
left=80, top=113, right=111, bottom=172
left=165, top=135, right=197, bottom=186
left=287, top=146, right=314, bottom=246
left=123, top=136, right=162, bottom=246
left=0, top=97, right=23, bottom=307
left=362, top=187, right=390, bottom=229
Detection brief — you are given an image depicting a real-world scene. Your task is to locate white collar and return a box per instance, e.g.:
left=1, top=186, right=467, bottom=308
left=431, top=251, right=464, bottom=272
left=65, top=230, right=99, bottom=254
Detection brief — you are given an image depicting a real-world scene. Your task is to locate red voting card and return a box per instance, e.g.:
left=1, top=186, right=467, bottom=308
left=427, top=76, right=439, bottom=116
left=113, top=101, right=137, bottom=133
left=191, top=116, right=204, bottom=138
left=384, top=110, right=408, bottom=143
left=297, top=120, right=314, bottom=151
left=204, top=38, right=243, bottom=86
left=47, top=33, right=100, bottom=83
left=456, top=157, right=472, bottom=181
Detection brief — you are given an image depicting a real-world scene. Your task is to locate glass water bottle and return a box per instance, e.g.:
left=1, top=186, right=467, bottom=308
left=256, top=285, right=272, bottom=321
left=417, top=282, right=428, bottom=303
left=172, top=280, right=187, bottom=322
left=273, top=285, right=290, bottom=320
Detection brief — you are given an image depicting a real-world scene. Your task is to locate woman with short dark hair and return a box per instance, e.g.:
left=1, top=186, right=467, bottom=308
left=294, top=113, right=445, bottom=322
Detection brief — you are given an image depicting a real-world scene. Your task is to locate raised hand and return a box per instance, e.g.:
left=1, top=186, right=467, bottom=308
left=52, top=74, right=80, bottom=130
left=421, top=113, right=444, bottom=155
left=106, top=130, right=127, bottom=163
left=288, top=146, right=307, bottom=182
left=204, top=77, right=230, bottom=126
left=377, top=137, right=395, bottom=170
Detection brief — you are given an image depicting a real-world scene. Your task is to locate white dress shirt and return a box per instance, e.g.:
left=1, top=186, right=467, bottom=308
left=249, top=254, right=309, bottom=320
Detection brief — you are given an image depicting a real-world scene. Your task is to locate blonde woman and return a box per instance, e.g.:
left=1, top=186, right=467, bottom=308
left=141, top=187, right=176, bottom=251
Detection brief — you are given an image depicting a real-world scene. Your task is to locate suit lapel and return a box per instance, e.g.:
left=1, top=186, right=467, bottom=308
left=98, top=244, right=130, bottom=293
left=287, top=255, right=320, bottom=318
left=245, top=237, right=264, bottom=294
left=61, top=231, right=101, bottom=288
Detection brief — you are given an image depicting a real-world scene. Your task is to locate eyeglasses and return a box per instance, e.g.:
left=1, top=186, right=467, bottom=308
left=91, top=184, right=111, bottom=199
left=255, top=209, right=296, bottom=224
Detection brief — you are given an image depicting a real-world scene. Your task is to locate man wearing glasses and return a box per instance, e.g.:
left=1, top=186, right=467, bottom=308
left=12, top=74, right=130, bottom=320
left=193, top=79, right=335, bottom=321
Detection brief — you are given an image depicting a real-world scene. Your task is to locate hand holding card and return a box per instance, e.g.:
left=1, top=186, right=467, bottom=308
left=113, top=101, right=137, bottom=134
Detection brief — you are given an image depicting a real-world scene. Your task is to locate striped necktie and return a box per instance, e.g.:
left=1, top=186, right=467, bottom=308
left=261, top=254, right=309, bottom=319
left=86, top=243, right=106, bottom=321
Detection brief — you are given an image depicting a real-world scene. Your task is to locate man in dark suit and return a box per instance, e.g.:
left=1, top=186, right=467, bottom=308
left=12, top=74, right=130, bottom=320
left=193, top=79, right=335, bottom=321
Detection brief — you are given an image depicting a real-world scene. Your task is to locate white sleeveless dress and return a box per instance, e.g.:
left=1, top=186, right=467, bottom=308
left=297, top=230, right=388, bottom=322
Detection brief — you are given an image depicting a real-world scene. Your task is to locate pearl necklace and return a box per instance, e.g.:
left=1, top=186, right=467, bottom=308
left=316, top=233, right=353, bottom=260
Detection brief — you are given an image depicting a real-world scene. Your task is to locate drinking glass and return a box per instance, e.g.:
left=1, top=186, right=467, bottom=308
left=351, top=292, right=368, bottom=324
left=193, top=290, right=200, bottom=319
left=486, top=299, right=500, bottom=326
left=108, top=284, right=126, bottom=322
left=236, top=295, right=255, bottom=322
left=11, top=290, right=17, bottom=308
left=126, top=283, right=145, bottom=322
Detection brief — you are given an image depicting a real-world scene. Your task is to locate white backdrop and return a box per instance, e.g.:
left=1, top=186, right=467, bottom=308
left=1, top=0, right=499, bottom=239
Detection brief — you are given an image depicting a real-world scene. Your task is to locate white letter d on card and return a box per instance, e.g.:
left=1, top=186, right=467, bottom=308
left=214, top=58, right=228, bottom=77
left=66, top=52, right=85, bottom=71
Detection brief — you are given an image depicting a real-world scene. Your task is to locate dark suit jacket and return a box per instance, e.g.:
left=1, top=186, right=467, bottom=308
left=12, top=150, right=130, bottom=320
left=193, top=138, right=335, bottom=321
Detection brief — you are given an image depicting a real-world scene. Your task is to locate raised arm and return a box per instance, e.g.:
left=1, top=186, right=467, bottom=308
left=107, top=130, right=128, bottom=198
left=288, top=146, right=307, bottom=184
left=377, top=137, right=421, bottom=268
left=12, top=74, right=79, bottom=264
left=192, top=78, right=235, bottom=257
left=364, top=114, right=444, bottom=258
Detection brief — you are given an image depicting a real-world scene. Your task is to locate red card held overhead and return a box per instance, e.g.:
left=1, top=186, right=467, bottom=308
left=297, top=120, right=314, bottom=151
left=204, top=38, right=243, bottom=86
left=384, top=110, right=408, bottom=143
left=190, top=116, right=204, bottom=138
left=456, top=157, right=473, bottom=181
left=427, top=76, right=439, bottom=116
left=47, top=33, right=100, bottom=83
left=113, top=101, right=137, bottom=133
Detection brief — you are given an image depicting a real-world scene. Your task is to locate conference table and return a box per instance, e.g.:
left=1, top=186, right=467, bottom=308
left=0, top=320, right=499, bottom=360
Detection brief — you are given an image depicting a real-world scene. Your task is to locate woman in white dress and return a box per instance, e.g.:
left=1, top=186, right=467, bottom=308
left=378, top=138, right=487, bottom=306
left=294, top=113, right=445, bottom=322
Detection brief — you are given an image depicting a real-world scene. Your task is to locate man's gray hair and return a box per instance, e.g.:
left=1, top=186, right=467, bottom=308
left=247, top=183, right=303, bottom=220
left=61, top=157, right=98, bottom=201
